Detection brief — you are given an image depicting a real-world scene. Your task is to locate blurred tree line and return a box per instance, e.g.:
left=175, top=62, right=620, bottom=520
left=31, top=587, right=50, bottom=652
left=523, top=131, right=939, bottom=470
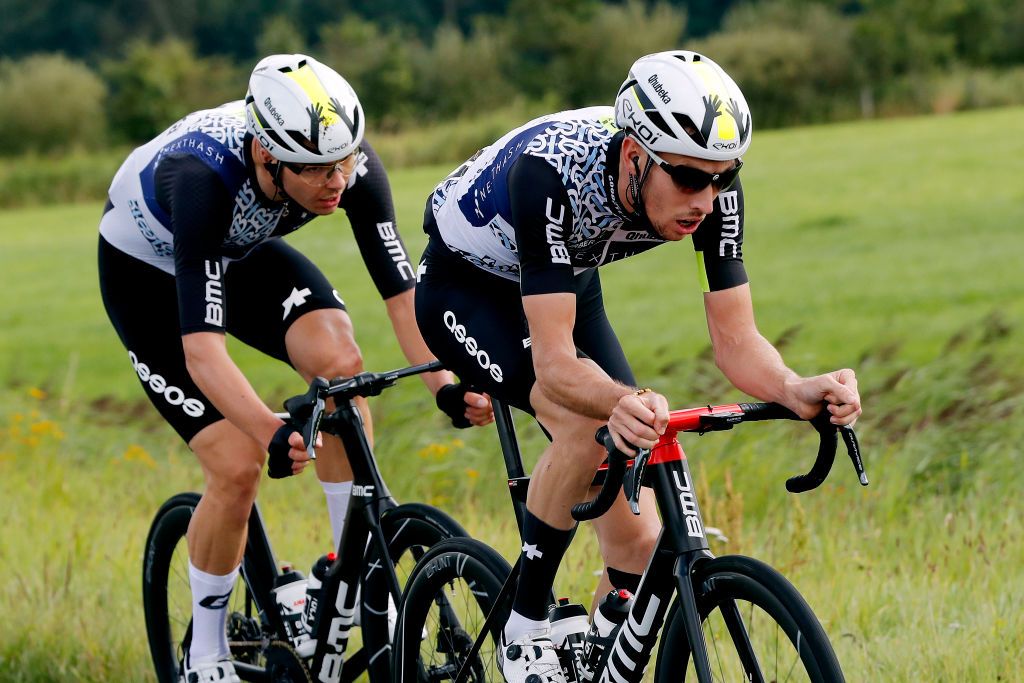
left=1, top=0, right=1022, bottom=155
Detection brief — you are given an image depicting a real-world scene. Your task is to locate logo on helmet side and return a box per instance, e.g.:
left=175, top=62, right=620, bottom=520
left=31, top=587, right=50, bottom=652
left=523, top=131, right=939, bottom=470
left=620, top=99, right=663, bottom=146
left=263, top=97, right=285, bottom=126
left=647, top=74, right=672, bottom=104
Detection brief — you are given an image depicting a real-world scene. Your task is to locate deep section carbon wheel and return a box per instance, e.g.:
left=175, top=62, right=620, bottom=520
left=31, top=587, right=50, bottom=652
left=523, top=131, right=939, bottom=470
left=654, top=555, right=844, bottom=683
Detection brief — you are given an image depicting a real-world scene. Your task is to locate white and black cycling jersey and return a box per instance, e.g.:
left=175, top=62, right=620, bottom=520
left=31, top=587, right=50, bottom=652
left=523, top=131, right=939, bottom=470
left=99, top=100, right=414, bottom=334
left=427, top=106, right=747, bottom=296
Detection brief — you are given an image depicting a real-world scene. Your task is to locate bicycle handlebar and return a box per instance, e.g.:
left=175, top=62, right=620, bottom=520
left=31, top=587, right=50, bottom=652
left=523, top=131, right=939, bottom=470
left=277, top=360, right=446, bottom=460
left=570, top=429, right=633, bottom=521
left=571, top=401, right=867, bottom=522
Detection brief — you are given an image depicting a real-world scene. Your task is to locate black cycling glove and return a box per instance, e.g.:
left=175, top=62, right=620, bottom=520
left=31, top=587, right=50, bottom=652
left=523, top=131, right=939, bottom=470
left=268, top=423, right=300, bottom=479
left=435, top=383, right=474, bottom=429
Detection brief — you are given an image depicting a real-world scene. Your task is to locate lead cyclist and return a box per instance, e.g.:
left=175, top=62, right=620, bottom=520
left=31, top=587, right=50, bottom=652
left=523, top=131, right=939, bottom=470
left=413, top=50, right=861, bottom=683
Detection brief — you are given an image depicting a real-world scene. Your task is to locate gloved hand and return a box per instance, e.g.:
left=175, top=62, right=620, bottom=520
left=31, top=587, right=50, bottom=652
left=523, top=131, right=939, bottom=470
left=435, top=383, right=474, bottom=429
left=267, top=423, right=301, bottom=479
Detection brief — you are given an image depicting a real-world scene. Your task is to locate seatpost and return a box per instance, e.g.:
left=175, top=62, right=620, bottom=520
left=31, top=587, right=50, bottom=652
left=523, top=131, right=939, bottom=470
left=492, top=398, right=528, bottom=535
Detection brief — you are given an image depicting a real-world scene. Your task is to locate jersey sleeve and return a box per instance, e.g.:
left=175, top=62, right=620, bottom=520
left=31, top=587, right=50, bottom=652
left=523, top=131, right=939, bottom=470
left=157, top=154, right=233, bottom=334
left=507, top=153, right=576, bottom=296
left=338, top=140, right=416, bottom=299
left=691, top=177, right=749, bottom=293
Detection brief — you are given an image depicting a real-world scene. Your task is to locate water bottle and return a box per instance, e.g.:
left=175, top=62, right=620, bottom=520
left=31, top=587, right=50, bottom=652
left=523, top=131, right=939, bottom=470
left=271, top=564, right=311, bottom=651
left=580, top=588, right=633, bottom=681
left=549, top=598, right=590, bottom=681
left=301, top=552, right=335, bottom=640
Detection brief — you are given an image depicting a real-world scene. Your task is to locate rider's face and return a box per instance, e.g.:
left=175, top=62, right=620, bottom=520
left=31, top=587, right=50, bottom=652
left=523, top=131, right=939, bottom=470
left=280, top=160, right=350, bottom=216
left=626, top=139, right=738, bottom=241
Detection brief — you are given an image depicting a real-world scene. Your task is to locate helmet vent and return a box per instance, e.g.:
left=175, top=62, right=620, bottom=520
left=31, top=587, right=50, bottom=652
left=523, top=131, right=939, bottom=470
left=673, top=113, right=706, bottom=147
left=288, top=131, right=319, bottom=154
left=645, top=111, right=675, bottom=137
left=260, top=125, right=290, bottom=150
left=673, top=53, right=690, bottom=63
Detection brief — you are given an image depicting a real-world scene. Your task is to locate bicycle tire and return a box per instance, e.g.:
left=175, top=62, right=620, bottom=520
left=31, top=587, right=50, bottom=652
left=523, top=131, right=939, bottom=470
left=653, top=555, right=844, bottom=683
left=143, top=492, right=271, bottom=683
left=392, top=537, right=513, bottom=683
left=360, top=503, right=469, bottom=680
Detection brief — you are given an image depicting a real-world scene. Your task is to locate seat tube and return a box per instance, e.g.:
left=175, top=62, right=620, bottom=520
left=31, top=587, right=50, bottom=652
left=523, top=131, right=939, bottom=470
left=493, top=398, right=528, bottom=535
left=241, top=500, right=281, bottom=626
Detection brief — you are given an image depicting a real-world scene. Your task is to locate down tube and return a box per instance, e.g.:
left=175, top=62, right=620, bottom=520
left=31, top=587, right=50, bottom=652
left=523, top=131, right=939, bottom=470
left=596, top=459, right=707, bottom=683
left=598, top=539, right=675, bottom=683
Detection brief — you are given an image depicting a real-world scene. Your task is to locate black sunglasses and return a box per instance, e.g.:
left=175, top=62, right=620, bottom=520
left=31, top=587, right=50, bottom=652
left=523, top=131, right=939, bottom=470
left=642, top=144, right=743, bottom=193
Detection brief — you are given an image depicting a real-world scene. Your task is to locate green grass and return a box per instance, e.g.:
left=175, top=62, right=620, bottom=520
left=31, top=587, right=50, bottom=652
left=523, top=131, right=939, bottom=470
left=1, top=106, right=1023, bottom=681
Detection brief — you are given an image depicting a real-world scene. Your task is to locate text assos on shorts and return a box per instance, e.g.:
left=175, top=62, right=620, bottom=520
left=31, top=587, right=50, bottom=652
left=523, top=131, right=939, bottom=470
left=443, top=310, right=504, bottom=383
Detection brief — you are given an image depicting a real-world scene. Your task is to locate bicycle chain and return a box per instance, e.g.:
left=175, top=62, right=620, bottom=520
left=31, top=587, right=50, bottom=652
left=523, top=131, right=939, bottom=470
left=231, top=639, right=313, bottom=683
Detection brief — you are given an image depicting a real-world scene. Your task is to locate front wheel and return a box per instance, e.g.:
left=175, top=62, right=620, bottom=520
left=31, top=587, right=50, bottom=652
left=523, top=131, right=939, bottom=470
left=142, top=493, right=271, bottom=683
left=360, top=503, right=469, bottom=680
left=392, top=537, right=512, bottom=683
left=654, top=555, right=844, bottom=683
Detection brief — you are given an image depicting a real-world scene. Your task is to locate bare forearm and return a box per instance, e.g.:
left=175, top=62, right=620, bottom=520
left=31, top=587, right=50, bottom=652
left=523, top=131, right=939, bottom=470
left=716, top=332, right=800, bottom=403
left=535, top=354, right=633, bottom=420
left=183, top=333, right=283, bottom=446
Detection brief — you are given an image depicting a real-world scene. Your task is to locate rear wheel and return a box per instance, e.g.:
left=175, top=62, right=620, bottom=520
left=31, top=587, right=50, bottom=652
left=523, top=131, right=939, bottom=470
left=392, top=537, right=512, bottom=682
left=653, top=555, right=844, bottom=682
left=142, top=493, right=271, bottom=683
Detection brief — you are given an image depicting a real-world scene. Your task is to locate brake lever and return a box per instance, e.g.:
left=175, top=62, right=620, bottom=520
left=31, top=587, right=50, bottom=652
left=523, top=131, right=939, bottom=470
left=283, top=377, right=329, bottom=461
left=303, top=379, right=328, bottom=461
left=623, top=447, right=651, bottom=515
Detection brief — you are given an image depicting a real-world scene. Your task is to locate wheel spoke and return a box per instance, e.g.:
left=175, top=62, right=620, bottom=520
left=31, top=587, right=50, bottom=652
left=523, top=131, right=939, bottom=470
left=661, top=559, right=842, bottom=683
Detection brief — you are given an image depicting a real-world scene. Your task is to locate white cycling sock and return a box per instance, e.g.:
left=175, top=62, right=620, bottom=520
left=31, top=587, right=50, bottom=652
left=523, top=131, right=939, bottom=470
left=189, top=562, right=240, bottom=663
left=321, top=480, right=353, bottom=551
left=503, top=609, right=550, bottom=643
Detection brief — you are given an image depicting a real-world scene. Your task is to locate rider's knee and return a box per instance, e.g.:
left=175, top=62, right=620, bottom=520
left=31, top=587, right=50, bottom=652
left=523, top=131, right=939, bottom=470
left=297, top=340, right=364, bottom=383
left=201, top=444, right=264, bottom=504
left=599, top=522, right=659, bottom=567
left=315, top=348, right=364, bottom=381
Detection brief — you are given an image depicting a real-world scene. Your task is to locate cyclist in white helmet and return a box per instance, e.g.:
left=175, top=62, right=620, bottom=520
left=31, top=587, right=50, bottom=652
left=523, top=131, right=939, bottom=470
left=98, top=54, right=491, bottom=683
left=414, top=50, right=861, bottom=683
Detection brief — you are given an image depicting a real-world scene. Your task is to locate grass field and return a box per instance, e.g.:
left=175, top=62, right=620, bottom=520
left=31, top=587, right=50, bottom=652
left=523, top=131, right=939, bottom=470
left=1, top=106, right=1023, bottom=681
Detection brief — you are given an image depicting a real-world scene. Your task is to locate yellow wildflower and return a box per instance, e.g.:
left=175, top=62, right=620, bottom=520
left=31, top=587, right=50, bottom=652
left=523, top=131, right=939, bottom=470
left=123, top=444, right=157, bottom=468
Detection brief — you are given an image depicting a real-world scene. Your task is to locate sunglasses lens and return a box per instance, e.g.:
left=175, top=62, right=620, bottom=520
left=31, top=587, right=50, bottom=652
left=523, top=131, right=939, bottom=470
left=667, top=161, right=742, bottom=192
left=668, top=164, right=713, bottom=192
left=713, top=165, right=741, bottom=191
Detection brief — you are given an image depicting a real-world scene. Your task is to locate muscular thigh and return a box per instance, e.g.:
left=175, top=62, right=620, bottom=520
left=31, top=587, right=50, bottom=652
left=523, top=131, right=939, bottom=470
left=224, top=239, right=348, bottom=363
left=98, top=237, right=221, bottom=443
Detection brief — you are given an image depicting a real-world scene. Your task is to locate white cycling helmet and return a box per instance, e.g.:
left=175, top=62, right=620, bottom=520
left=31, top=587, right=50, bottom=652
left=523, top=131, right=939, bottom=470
left=245, top=54, right=364, bottom=164
left=615, top=50, right=751, bottom=161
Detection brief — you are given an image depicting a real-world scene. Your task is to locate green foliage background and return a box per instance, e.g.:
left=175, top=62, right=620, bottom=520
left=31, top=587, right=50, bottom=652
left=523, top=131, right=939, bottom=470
left=1, top=107, right=1023, bottom=680
left=2, top=0, right=1024, bottom=161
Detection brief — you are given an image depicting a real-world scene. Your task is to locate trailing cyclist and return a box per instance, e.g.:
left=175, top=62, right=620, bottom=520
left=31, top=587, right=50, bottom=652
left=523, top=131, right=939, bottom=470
left=414, top=50, right=862, bottom=683
left=98, top=54, right=491, bottom=683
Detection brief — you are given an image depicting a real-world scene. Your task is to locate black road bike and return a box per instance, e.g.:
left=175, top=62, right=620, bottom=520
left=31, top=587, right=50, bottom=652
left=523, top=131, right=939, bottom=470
left=392, top=399, right=867, bottom=682
left=143, top=361, right=466, bottom=682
